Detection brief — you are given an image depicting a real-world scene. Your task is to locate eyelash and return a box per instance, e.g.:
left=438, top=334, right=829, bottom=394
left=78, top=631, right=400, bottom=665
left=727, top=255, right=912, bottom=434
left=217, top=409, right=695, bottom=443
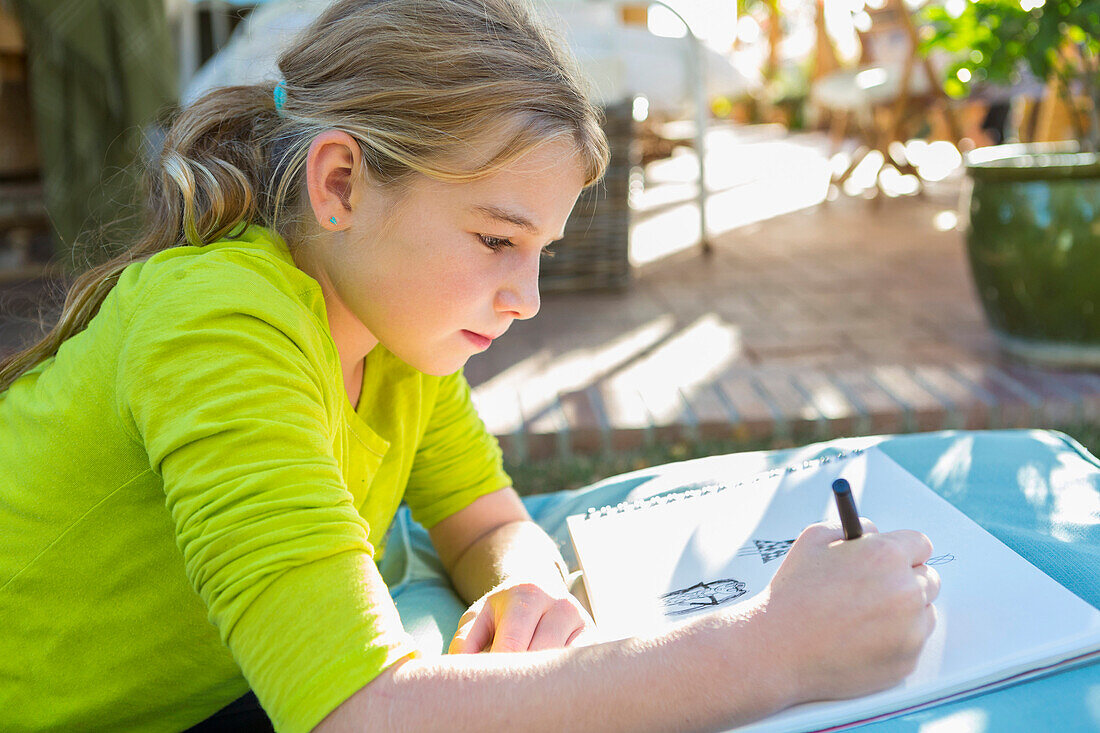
left=478, top=234, right=556, bottom=258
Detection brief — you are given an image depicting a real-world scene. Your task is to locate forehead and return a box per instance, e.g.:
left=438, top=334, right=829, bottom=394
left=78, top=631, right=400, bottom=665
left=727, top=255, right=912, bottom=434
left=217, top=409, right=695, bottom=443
left=409, top=139, right=587, bottom=234
left=461, top=137, right=585, bottom=192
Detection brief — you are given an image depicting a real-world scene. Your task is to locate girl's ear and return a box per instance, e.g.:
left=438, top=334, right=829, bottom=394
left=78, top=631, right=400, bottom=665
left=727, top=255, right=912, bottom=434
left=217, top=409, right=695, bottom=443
left=305, top=130, right=362, bottom=231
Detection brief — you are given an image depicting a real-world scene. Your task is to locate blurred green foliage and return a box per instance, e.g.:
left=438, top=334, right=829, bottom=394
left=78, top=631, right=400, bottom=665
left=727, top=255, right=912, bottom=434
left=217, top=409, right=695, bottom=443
left=918, top=0, right=1099, bottom=146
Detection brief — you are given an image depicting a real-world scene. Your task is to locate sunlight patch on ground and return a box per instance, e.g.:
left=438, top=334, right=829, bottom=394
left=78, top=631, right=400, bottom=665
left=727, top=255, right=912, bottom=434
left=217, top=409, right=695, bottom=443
left=472, top=316, right=677, bottom=432
left=472, top=314, right=743, bottom=431
left=630, top=130, right=831, bottom=267
left=605, top=313, right=742, bottom=423
left=470, top=350, right=550, bottom=434
left=630, top=203, right=704, bottom=267
left=804, top=380, right=853, bottom=420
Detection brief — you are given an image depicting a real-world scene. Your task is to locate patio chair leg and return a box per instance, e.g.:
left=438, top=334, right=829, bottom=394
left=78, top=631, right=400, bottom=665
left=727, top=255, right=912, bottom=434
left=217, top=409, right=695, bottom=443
left=833, top=145, right=870, bottom=186
left=829, top=109, right=849, bottom=147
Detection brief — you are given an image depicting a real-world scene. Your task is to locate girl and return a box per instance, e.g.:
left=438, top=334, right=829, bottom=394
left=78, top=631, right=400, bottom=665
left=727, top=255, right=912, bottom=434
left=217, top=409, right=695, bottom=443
left=0, top=0, right=939, bottom=731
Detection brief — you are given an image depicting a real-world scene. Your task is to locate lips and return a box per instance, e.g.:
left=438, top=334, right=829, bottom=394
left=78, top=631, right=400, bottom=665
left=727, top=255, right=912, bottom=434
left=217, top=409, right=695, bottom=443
left=462, top=330, right=493, bottom=350
left=470, top=328, right=508, bottom=341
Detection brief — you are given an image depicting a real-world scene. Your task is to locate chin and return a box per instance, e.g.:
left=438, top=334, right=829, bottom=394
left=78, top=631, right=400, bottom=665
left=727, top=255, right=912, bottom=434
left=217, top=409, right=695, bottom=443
left=404, top=353, right=470, bottom=377
left=420, top=363, right=467, bottom=377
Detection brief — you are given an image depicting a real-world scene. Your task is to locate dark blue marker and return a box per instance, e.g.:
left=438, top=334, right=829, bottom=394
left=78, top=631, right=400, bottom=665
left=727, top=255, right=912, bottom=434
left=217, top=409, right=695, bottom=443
left=831, top=478, right=863, bottom=540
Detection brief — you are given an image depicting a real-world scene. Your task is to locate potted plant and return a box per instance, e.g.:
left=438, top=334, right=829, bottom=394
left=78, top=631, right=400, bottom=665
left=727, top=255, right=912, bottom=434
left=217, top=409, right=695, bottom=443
left=920, top=0, right=1100, bottom=367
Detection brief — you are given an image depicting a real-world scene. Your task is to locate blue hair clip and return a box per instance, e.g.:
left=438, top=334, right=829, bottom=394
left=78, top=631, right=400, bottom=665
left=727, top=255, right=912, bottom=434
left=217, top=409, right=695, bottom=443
left=273, top=81, right=288, bottom=117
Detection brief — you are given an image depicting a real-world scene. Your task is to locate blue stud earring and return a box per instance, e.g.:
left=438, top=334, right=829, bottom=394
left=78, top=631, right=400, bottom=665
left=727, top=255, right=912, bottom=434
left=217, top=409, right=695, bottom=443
left=330, top=216, right=338, bottom=225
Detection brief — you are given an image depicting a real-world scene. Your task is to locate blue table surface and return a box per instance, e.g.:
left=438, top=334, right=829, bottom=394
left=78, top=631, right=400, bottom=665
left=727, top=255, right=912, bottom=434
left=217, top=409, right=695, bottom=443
left=380, top=429, right=1100, bottom=732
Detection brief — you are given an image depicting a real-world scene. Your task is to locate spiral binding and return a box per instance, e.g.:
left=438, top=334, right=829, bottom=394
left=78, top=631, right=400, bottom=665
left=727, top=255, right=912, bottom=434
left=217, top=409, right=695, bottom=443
left=581, top=449, right=866, bottom=521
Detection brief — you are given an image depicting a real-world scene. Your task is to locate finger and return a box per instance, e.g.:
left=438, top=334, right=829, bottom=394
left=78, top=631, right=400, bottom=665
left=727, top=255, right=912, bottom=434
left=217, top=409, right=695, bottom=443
left=915, top=564, right=941, bottom=605
left=449, top=608, right=494, bottom=654
left=448, top=623, right=469, bottom=655
left=801, top=522, right=846, bottom=546
left=489, top=601, right=543, bottom=653
left=810, top=516, right=877, bottom=542
left=455, top=607, right=477, bottom=629
left=447, top=605, right=481, bottom=654
left=527, top=600, right=588, bottom=652
left=885, top=529, right=934, bottom=566
left=565, top=624, right=603, bottom=647
left=448, top=617, right=477, bottom=654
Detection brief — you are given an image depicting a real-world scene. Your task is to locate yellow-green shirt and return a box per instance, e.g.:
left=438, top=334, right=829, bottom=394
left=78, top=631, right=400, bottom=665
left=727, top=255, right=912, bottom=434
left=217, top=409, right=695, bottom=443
left=0, top=225, right=512, bottom=732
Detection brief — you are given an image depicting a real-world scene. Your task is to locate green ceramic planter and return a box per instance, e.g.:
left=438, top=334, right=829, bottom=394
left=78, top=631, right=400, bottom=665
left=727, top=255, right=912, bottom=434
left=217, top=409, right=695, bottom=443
left=964, top=142, right=1100, bottom=367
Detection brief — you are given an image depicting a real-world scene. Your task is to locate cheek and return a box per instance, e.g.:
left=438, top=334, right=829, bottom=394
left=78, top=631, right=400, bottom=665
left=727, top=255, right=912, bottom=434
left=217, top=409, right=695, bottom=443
left=367, top=227, right=497, bottom=314
left=422, top=246, right=497, bottom=299
left=384, top=254, right=491, bottom=329
left=429, top=266, right=493, bottom=310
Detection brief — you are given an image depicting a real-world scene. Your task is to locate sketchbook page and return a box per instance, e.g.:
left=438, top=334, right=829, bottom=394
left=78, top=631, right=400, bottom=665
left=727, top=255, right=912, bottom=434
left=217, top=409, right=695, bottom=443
left=567, top=448, right=1100, bottom=733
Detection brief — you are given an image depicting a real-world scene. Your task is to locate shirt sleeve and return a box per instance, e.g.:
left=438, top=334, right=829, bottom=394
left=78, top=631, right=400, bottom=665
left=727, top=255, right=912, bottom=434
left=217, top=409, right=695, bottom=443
left=116, top=256, right=418, bottom=733
left=403, top=369, right=514, bottom=529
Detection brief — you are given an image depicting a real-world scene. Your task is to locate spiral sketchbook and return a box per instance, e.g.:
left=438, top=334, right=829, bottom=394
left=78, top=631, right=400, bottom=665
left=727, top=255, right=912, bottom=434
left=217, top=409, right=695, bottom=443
left=566, top=448, right=1100, bottom=732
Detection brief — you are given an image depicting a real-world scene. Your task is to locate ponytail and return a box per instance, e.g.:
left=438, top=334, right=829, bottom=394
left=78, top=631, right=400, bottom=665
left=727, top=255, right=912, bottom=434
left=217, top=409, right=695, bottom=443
left=0, top=84, right=282, bottom=392
left=0, top=0, right=610, bottom=393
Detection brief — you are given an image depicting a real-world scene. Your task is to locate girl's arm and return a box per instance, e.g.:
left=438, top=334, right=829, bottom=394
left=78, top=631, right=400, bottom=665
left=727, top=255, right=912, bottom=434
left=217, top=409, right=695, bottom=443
left=315, top=523, right=940, bottom=732
left=429, top=487, right=570, bottom=604
left=318, top=606, right=790, bottom=733
left=429, top=487, right=596, bottom=653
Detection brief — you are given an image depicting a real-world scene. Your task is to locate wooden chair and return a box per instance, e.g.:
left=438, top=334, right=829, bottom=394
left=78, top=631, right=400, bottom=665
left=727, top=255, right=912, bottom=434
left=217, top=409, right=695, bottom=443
left=810, top=0, right=963, bottom=194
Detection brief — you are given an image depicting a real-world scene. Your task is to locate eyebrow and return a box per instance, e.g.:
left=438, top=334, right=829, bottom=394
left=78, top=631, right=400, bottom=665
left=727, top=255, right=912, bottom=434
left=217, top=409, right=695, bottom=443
left=473, top=204, right=564, bottom=240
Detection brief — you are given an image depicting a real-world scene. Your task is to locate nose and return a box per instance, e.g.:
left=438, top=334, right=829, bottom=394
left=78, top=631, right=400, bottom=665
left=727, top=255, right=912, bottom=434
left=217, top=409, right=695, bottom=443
left=495, top=254, right=541, bottom=321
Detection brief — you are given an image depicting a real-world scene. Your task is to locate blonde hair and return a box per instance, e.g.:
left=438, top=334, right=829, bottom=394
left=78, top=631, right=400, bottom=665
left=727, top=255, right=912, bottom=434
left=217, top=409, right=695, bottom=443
left=0, top=0, right=609, bottom=392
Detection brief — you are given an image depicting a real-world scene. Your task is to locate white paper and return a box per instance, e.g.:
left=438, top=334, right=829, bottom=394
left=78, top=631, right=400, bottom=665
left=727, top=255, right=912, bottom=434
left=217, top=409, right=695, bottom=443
left=567, top=448, right=1100, bottom=732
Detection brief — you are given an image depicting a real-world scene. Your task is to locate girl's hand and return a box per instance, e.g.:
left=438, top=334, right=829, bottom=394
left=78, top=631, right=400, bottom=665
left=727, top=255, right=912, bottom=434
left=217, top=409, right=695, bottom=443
left=751, top=520, right=940, bottom=705
left=448, top=580, right=598, bottom=654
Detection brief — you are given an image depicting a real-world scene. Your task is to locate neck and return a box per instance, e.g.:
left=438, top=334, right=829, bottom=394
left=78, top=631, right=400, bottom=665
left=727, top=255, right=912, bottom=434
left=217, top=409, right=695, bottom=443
left=288, top=232, right=378, bottom=398
left=345, top=356, right=365, bottom=410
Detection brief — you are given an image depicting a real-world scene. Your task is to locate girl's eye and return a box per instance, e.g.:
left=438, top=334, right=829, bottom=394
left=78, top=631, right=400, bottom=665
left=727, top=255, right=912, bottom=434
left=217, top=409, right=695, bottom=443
left=477, top=234, right=555, bottom=258
left=478, top=234, right=514, bottom=251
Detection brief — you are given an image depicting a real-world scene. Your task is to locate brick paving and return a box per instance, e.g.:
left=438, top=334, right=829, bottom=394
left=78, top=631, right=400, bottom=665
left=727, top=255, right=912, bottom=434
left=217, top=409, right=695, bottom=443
left=464, top=128, right=1100, bottom=459
left=3, top=127, right=1098, bottom=460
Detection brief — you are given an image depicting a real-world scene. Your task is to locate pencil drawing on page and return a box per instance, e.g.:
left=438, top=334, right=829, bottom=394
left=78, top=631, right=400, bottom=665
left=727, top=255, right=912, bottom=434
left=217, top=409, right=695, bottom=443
left=660, top=579, right=748, bottom=617
left=736, top=538, right=796, bottom=564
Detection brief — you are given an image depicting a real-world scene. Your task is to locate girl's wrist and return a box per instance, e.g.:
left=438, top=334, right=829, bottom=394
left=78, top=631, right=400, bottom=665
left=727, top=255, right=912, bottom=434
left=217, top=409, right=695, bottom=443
left=741, top=592, right=804, bottom=712
left=687, top=594, right=802, bottom=723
